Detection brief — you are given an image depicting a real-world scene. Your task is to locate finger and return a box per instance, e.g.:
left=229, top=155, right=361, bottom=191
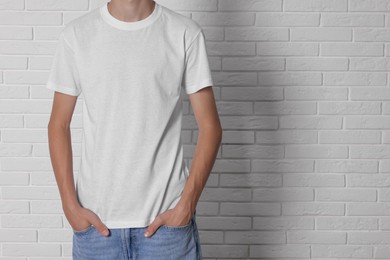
left=88, top=213, right=110, bottom=237
left=144, top=218, right=162, bottom=238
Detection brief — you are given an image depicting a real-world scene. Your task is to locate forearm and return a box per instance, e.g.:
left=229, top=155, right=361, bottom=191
left=47, top=123, right=80, bottom=211
left=178, top=126, right=222, bottom=213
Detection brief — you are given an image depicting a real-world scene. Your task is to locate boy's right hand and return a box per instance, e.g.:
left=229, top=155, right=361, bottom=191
left=64, top=205, right=110, bottom=237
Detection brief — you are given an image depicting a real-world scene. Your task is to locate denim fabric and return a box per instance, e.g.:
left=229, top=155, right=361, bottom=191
left=72, top=212, right=202, bottom=260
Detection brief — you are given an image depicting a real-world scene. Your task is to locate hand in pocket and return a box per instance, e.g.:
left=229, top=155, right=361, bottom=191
left=64, top=205, right=110, bottom=237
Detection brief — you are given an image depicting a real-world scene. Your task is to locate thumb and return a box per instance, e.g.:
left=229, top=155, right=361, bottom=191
left=89, top=214, right=110, bottom=237
left=144, top=218, right=162, bottom=238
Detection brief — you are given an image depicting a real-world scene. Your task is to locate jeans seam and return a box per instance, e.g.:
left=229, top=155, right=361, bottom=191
left=192, top=216, right=202, bottom=260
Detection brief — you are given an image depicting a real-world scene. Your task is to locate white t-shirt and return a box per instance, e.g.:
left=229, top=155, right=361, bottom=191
left=46, top=1, right=213, bottom=228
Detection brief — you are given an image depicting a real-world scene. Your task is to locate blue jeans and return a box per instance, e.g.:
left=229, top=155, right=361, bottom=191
left=72, top=212, right=202, bottom=260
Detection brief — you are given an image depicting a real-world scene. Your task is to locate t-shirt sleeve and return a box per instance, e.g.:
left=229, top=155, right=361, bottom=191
left=45, top=32, right=82, bottom=96
left=181, top=29, right=214, bottom=95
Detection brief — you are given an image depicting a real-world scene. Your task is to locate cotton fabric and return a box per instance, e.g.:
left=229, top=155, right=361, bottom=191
left=46, top=1, right=213, bottom=228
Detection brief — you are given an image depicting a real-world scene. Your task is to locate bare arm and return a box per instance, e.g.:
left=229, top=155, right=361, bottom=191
left=47, top=91, right=109, bottom=236
left=47, top=91, right=79, bottom=211
left=144, top=86, right=222, bottom=237
left=177, top=86, right=223, bottom=214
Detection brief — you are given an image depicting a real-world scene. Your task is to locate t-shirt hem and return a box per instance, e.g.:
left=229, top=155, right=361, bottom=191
left=185, top=78, right=214, bottom=95
left=102, top=217, right=154, bottom=229
left=46, top=81, right=81, bottom=96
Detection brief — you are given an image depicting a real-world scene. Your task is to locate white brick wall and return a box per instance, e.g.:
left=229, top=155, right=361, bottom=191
left=0, top=0, right=389, bottom=259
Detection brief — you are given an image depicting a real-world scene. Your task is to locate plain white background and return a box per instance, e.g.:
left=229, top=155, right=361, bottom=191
left=1, top=0, right=390, bottom=259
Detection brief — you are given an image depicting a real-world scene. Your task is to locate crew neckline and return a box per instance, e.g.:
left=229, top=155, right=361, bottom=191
left=100, top=1, right=162, bottom=31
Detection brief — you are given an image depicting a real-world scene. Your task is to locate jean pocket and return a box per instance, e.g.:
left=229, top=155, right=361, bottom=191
left=73, top=225, right=94, bottom=235
left=161, top=215, right=194, bottom=230
left=161, top=222, right=192, bottom=230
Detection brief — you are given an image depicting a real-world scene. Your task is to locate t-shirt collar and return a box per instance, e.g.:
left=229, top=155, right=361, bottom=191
left=100, top=1, right=161, bottom=31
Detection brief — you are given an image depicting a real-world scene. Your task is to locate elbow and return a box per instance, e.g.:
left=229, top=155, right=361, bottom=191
left=199, top=124, right=223, bottom=142
left=217, top=126, right=223, bottom=144
left=47, top=120, right=71, bottom=132
left=215, top=120, right=223, bottom=136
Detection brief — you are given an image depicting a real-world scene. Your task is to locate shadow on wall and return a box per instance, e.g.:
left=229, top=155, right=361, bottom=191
left=181, top=1, right=390, bottom=259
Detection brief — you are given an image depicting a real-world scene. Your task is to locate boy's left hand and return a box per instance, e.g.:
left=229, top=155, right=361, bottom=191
left=144, top=206, right=193, bottom=238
